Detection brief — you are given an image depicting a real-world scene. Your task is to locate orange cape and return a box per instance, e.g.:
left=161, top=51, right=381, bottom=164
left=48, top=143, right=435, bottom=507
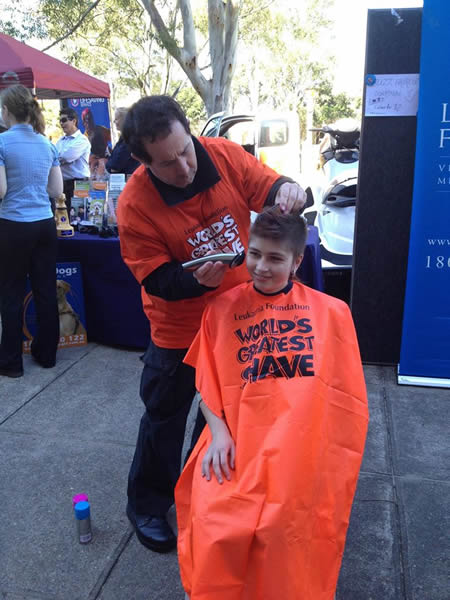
left=176, top=282, right=368, bottom=600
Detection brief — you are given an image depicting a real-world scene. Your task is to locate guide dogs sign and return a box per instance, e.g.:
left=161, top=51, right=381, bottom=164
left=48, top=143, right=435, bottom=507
left=23, top=262, right=88, bottom=351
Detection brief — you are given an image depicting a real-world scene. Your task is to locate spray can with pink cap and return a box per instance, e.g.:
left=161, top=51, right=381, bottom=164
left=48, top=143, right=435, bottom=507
left=72, top=493, right=92, bottom=544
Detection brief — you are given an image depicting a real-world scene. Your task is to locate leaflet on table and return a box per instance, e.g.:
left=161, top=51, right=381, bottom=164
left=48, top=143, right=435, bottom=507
left=88, top=190, right=106, bottom=226
left=70, top=198, right=88, bottom=223
left=103, top=193, right=117, bottom=224
left=23, top=262, right=88, bottom=352
left=74, top=181, right=90, bottom=197
left=109, top=173, right=126, bottom=190
left=70, top=179, right=121, bottom=226
left=106, top=175, right=124, bottom=225
left=71, top=181, right=90, bottom=224
left=91, top=181, right=108, bottom=191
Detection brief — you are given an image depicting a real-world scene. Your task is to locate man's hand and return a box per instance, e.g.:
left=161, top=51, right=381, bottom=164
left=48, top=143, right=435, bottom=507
left=274, top=182, right=307, bottom=213
left=192, top=250, right=228, bottom=288
left=201, top=429, right=236, bottom=484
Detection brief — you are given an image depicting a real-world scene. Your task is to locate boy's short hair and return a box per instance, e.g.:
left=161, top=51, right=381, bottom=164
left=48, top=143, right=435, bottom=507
left=121, top=95, right=191, bottom=164
left=250, top=205, right=308, bottom=257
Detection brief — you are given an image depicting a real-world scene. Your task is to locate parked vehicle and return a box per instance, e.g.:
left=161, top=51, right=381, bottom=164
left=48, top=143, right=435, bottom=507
left=304, top=121, right=360, bottom=267
left=200, top=111, right=301, bottom=180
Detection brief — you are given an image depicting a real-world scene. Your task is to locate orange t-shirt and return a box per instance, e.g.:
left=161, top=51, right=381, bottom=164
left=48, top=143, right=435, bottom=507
left=117, top=137, right=280, bottom=348
left=176, top=281, right=368, bottom=600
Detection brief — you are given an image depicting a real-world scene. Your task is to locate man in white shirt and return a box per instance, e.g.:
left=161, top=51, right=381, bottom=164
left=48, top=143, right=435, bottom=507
left=55, top=108, right=91, bottom=213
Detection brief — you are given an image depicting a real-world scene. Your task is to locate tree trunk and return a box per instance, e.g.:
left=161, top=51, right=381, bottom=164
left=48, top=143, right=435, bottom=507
left=140, top=0, right=242, bottom=116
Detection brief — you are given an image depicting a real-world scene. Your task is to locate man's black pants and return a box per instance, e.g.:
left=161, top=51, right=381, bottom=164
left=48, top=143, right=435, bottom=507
left=63, top=179, right=75, bottom=214
left=0, top=218, right=59, bottom=371
left=63, top=178, right=88, bottom=215
left=127, top=340, right=206, bottom=516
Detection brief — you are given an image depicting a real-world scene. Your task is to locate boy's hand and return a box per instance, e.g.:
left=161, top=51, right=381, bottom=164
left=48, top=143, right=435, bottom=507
left=201, top=430, right=236, bottom=484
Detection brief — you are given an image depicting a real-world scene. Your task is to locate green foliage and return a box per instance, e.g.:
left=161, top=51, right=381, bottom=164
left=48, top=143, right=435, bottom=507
left=232, top=0, right=360, bottom=139
left=313, top=80, right=360, bottom=128
left=232, top=0, right=335, bottom=112
left=3, top=0, right=359, bottom=134
left=40, top=99, right=62, bottom=141
left=0, top=0, right=47, bottom=40
left=35, top=0, right=181, bottom=100
left=175, top=85, right=207, bottom=135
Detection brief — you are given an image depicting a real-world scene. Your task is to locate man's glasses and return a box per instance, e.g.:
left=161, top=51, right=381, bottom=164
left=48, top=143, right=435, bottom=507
left=59, top=117, right=73, bottom=124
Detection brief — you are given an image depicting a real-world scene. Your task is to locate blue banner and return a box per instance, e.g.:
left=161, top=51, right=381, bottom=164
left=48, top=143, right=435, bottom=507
left=399, top=0, right=450, bottom=386
left=68, top=97, right=112, bottom=179
left=23, top=263, right=88, bottom=351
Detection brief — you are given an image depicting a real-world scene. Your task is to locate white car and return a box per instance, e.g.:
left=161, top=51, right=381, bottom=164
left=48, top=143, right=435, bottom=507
left=200, top=111, right=302, bottom=181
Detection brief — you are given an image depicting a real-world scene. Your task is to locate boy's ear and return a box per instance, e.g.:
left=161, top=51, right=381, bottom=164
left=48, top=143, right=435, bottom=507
left=293, top=254, right=304, bottom=273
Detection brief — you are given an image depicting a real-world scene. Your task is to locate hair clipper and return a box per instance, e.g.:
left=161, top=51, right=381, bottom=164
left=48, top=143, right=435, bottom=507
left=182, top=251, right=245, bottom=270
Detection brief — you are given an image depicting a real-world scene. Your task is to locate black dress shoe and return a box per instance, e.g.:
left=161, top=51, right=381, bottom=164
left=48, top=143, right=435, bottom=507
left=126, top=504, right=177, bottom=553
left=31, top=348, right=56, bottom=368
left=0, top=367, right=24, bottom=378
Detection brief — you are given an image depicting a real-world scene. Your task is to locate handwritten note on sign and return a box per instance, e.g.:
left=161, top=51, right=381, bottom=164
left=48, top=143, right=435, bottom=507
left=365, top=74, right=420, bottom=117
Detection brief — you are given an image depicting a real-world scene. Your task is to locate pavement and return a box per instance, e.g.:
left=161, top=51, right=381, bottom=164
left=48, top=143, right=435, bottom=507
left=0, top=342, right=448, bottom=600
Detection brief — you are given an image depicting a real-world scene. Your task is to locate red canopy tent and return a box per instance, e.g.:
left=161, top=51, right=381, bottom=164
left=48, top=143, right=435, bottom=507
left=0, top=32, right=110, bottom=99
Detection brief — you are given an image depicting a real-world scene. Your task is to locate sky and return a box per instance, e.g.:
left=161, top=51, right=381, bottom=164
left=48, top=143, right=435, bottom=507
left=332, top=0, right=423, bottom=96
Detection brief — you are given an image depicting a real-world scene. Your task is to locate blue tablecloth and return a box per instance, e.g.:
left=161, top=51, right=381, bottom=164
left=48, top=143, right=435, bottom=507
left=57, top=227, right=323, bottom=349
